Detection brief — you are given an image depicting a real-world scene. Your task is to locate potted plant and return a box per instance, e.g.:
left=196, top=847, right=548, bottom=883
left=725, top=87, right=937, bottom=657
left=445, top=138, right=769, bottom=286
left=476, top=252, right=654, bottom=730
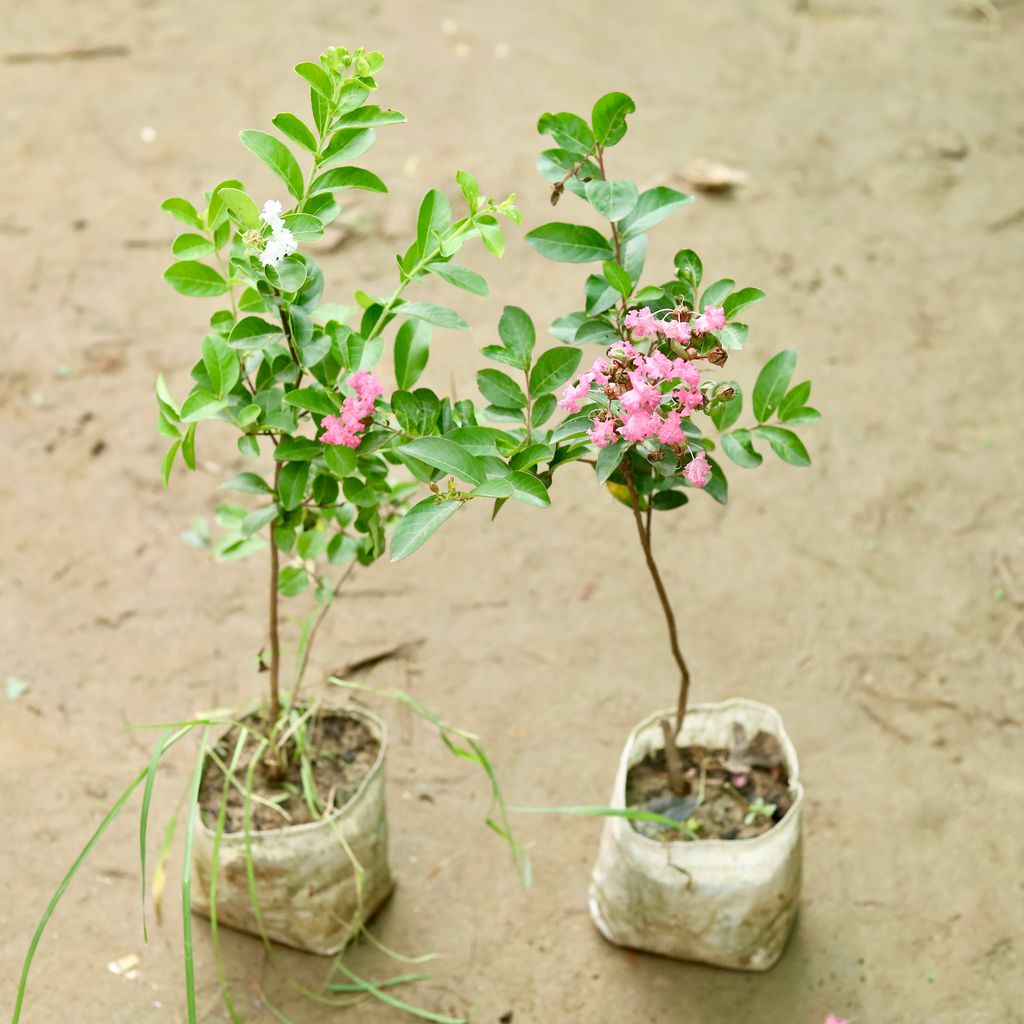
left=13, top=45, right=536, bottom=1024
left=485, top=93, right=820, bottom=970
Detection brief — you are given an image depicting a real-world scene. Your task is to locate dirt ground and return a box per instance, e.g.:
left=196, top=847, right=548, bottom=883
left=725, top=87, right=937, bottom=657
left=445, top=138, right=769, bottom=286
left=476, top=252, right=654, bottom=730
left=2, top=1, right=1022, bottom=1022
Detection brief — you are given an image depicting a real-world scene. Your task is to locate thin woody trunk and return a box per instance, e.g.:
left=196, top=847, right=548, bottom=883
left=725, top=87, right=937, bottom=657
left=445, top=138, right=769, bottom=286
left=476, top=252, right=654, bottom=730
left=623, top=462, right=692, bottom=796
left=265, top=462, right=284, bottom=780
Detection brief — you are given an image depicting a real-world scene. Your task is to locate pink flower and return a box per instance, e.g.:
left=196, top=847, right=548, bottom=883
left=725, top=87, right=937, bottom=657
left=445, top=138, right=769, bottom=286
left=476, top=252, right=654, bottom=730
left=347, top=370, right=384, bottom=403
left=589, top=357, right=610, bottom=386
left=624, top=306, right=659, bottom=338
left=661, top=320, right=691, bottom=343
left=693, top=304, right=726, bottom=335
left=621, top=382, right=662, bottom=416
left=558, top=373, right=594, bottom=413
left=676, top=384, right=705, bottom=413
left=671, top=358, right=701, bottom=390
left=321, top=413, right=361, bottom=448
left=683, top=451, right=711, bottom=487
left=587, top=416, right=618, bottom=448
left=642, top=351, right=675, bottom=380
left=618, top=412, right=660, bottom=443
left=824, top=1017, right=850, bottom=1024
left=657, top=410, right=686, bottom=446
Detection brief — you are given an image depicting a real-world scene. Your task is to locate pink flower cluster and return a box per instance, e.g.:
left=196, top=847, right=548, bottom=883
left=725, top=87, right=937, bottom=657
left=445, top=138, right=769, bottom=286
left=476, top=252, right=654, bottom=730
left=623, top=304, right=726, bottom=342
left=321, top=370, right=383, bottom=449
left=556, top=339, right=713, bottom=488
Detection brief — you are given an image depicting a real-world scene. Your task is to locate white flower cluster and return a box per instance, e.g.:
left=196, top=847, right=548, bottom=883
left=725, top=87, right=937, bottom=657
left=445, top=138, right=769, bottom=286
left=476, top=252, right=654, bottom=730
left=258, top=199, right=298, bottom=268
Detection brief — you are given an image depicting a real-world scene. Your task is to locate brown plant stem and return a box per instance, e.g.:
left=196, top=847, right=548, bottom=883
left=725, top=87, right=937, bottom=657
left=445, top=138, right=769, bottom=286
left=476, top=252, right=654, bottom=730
left=622, top=461, right=691, bottom=795
left=266, top=462, right=283, bottom=779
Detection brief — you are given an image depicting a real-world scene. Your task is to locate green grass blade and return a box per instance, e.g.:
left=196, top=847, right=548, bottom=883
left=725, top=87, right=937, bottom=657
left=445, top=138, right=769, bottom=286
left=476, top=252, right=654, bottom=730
left=209, top=730, right=248, bottom=1023
left=139, top=727, right=173, bottom=943
left=181, top=726, right=210, bottom=1024
left=12, top=725, right=194, bottom=1024
left=332, top=962, right=466, bottom=1024
left=327, top=971, right=431, bottom=993
left=511, top=803, right=691, bottom=835
left=330, top=678, right=531, bottom=885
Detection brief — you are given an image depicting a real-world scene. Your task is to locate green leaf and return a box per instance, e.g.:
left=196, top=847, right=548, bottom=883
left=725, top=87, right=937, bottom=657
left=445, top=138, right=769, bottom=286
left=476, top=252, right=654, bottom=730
left=700, top=278, right=735, bottom=311
left=456, top=168, right=480, bottom=210
left=242, top=504, right=280, bottom=536
left=310, top=166, right=388, bottom=195
left=780, top=406, right=821, bottom=425
left=320, top=128, right=376, bottom=167
left=536, top=111, right=595, bottom=157
left=171, top=233, right=214, bottom=260
left=721, top=429, right=763, bottom=468
left=723, top=287, right=766, bottom=320
left=779, top=380, right=811, bottom=418
left=399, top=437, right=486, bottom=485
left=596, top=441, right=626, bottom=483
left=201, top=334, right=239, bottom=397
left=482, top=344, right=525, bottom=370
left=498, top=306, right=535, bottom=364
left=278, top=461, right=310, bottom=510
left=416, top=189, right=451, bottom=258
left=283, top=386, right=340, bottom=416
left=506, top=471, right=550, bottom=507
left=390, top=498, right=460, bottom=562
left=574, top=318, right=618, bottom=345
left=228, top=316, right=283, bottom=350
left=222, top=472, right=273, bottom=495
left=294, top=61, right=332, bottom=99
left=710, top=384, right=743, bottom=433
left=161, top=440, right=181, bottom=486
left=651, top=490, right=688, bottom=511
left=160, top=197, right=202, bottom=229
left=274, top=437, right=322, bottom=461
left=282, top=212, right=324, bottom=242
left=752, top=349, right=797, bottom=422
left=445, top=426, right=512, bottom=456
left=618, top=186, right=694, bottom=240
left=753, top=425, right=811, bottom=467
left=335, top=105, right=407, bottom=128
left=718, top=323, right=749, bottom=350
left=510, top=443, right=553, bottom=471
left=531, top=393, right=557, bottom=427
left=602, top=260, right=632, bottom=298
left=477, top=368, right=527, bottom=408
left=394, top=319, right=431, bottom=390
left=549, top=312, right=587, bottom=343
left=584, top=179, right=639, bottom=221
left=215, top=187, right=261, bottom=229
left=470, top=478, right=514, bottom=499
left=399, top=302, right=467, bottom=330
left=425, top=262, right=488, bottom=296
left=239, top=129, right=303, bottom=199
left=525, top=222, right=614, bottom=263
left=674, top=249, right=703, bottom=288
left=179, top=390, right=226, bottom=422
left=323, top=444, right=358, bottom=478
left=163, top=261, right=228, bottom=298
left=591, top=91, right=636, bottom=147
left=271, top=255, right=307, bottom=293
left=550, top=411, right=593, bottom=443
left=529, top=347, right=582, bottom=395
left=272, top=112, right=317, bottom=154
left=278, top=565, right=309, bottom=596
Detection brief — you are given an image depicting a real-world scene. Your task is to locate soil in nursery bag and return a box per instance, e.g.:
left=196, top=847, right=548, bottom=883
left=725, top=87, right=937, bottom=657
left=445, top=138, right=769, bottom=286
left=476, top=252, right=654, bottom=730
left=198, top=711, right=380, bottom=833
left=625, top=723, right=794, bottom=842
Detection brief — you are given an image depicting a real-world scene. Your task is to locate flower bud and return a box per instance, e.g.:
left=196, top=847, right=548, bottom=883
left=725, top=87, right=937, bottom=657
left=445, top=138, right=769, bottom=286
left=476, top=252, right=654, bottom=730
left=707, top=346, right=728, bottom=367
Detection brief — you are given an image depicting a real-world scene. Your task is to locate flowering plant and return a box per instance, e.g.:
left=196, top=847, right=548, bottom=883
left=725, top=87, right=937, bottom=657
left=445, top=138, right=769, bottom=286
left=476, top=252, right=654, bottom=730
left=484, top=93, right=819, bottom=795
left=156, top=46, right=525, bottom=760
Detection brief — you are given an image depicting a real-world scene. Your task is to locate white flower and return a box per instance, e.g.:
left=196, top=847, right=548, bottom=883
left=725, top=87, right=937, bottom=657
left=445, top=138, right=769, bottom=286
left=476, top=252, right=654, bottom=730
left=259, top=226, right=297, bottom=267
left=260, top=199, right=284, bottom=231
left=257, top=200, right=298, bottom=267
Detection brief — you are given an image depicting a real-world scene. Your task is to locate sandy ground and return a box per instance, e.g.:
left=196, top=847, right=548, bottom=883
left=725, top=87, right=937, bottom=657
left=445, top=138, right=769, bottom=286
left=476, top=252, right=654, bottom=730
left=2, top=1, right=1023, bottom=1022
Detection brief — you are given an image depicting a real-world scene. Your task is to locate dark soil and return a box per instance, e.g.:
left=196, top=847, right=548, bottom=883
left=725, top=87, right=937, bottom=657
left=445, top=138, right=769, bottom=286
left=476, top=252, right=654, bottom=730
left=197, top=710, right=380, bottom=834
left=625, top=724, right=794, bottom=841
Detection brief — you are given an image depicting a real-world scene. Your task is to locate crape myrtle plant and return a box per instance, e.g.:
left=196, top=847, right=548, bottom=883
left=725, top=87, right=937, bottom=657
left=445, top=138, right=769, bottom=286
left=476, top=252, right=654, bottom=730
left=13, top=47, right=533, bottom=1024
left=156, top=46, right=528, bottom=779
left=484, top=93, right=819, bottom=798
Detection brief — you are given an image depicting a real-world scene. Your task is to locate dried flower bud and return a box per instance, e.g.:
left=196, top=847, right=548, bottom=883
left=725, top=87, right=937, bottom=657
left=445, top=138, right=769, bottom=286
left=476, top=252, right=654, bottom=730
left=716, top=385, right=736, bottom=402
left=707, top=346, right=728, bottom=367
left=550, top=183, right=563, bottom=206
